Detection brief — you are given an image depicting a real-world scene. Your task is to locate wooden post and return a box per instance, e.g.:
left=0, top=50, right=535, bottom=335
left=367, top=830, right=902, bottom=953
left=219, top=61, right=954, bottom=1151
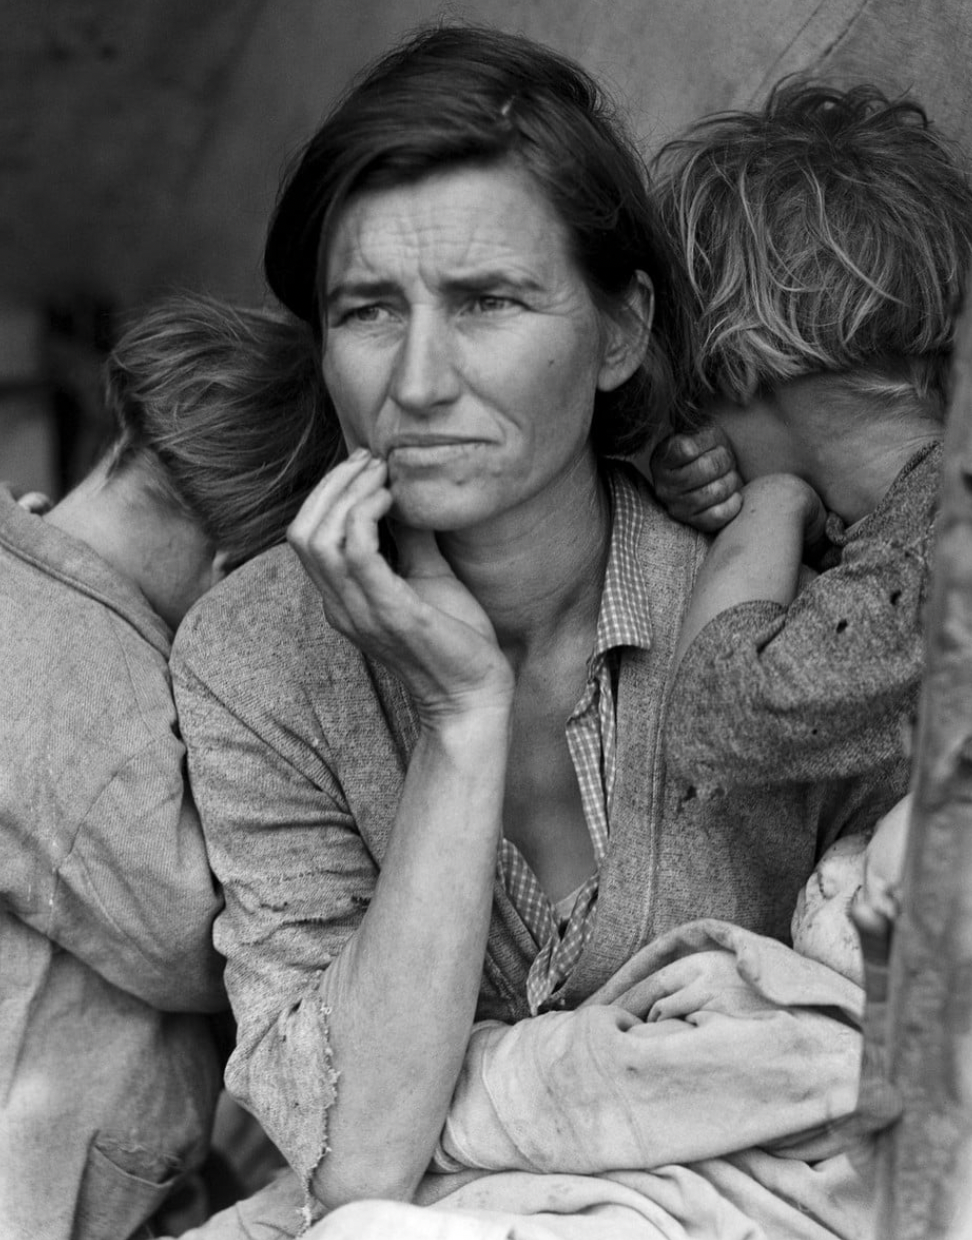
left=876, top=300, right=972, bottom=1238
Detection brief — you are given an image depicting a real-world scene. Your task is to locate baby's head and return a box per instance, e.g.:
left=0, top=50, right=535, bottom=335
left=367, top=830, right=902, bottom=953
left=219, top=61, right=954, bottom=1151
left=791, top=795, right=911, bottom=985
left=791, top=832, right=868, bottom=985
left=653, top=80, right=972, bottom=431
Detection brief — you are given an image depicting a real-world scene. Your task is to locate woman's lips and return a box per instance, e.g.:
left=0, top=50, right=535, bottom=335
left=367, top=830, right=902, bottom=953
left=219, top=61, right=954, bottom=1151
left=386, top=440, right=488, bottom=466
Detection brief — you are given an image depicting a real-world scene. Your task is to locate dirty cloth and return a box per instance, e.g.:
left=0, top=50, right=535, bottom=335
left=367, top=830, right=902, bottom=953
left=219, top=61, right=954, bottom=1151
left=314, top=919, right=870, bottom=1240
left=170, top=465, right=907, bottom=1189
left=665, top=443, right=939, bottom=791
left=0, top=489, right=225, bottom=1240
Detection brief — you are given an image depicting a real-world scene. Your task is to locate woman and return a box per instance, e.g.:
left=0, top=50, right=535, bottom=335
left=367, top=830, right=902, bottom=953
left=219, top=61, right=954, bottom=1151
left=170, top=25, right=903, bottom=1231
left=0, top=294, right=333, bottom=1240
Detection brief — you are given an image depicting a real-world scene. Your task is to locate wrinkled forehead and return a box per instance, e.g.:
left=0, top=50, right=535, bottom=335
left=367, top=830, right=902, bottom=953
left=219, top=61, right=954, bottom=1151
left=321, top=157, right=569, bottom=259
left=318, top=161, right=578, bottom=300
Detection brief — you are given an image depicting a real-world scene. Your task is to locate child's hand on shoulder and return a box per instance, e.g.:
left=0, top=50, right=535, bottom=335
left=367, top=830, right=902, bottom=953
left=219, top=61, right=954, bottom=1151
left=650, top=424, right=743, bottom=533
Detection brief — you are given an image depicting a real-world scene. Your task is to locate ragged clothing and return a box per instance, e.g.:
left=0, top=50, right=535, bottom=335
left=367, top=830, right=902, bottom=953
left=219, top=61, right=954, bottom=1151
left=323, top=920, right=873, bottom=1239
left=0, top=490, right=225, bottom=1240
left=666, top=443, right=939, bottom=791
left=177, top=920, right=873, bottom=1240
left=170, top=464, right=908, bottom=1190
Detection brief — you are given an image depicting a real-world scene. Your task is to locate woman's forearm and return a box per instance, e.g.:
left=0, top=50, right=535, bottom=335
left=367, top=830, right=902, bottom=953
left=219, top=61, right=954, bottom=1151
left=309, top=704, right=511, bottom=1209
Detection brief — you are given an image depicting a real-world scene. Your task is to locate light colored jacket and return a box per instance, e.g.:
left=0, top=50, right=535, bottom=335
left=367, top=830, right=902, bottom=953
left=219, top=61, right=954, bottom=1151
left=0, top=490, right=226, bottom=1240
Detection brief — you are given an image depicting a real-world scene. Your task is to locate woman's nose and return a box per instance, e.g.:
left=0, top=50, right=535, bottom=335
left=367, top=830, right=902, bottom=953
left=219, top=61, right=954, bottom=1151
left=390, top=311, right=461, bottom=412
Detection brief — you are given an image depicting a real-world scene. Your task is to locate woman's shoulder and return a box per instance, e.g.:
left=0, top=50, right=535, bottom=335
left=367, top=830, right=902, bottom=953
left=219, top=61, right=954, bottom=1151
left=610, top=461, right=711, bottom=579
left=170, top=541, right=415, bottom=768
left=173, top=542, right=356, bottom=684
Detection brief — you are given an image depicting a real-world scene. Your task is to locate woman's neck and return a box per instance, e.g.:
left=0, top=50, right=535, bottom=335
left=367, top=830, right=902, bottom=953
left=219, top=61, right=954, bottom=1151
left=436, top=455, right=611, bottom=671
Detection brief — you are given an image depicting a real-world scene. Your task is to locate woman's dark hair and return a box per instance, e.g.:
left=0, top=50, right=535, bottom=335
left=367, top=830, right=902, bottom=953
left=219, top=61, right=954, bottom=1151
left=265, top=23, right=690, bottom=457
left=104, top=293, right=341, bottom=570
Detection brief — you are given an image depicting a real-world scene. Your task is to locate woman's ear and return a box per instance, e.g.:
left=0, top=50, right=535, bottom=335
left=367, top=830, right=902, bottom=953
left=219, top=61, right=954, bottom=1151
left=597, top=271, right=655, bottom=393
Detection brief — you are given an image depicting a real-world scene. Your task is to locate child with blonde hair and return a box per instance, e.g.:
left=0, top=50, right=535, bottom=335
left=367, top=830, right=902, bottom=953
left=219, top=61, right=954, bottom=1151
left=650, top=81, right=972, bottom=807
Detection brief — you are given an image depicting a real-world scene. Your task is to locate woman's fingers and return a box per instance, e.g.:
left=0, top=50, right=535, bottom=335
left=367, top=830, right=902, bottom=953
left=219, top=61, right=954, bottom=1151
left=289, top=450, right=384, bottom=548
left=288, top=451, right=399, bottom=629
left=392, top=523, right=450, bottom=580
left=286, top=452, right=511, bottom=710
left=289, top=451, right=388, bottom=580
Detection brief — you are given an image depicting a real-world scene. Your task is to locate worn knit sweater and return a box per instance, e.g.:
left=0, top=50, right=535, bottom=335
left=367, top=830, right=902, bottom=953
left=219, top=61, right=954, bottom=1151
left=666, top=442, right=940, bottom=789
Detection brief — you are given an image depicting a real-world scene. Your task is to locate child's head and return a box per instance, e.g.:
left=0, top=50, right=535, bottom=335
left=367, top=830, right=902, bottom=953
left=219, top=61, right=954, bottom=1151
left=103, top=294, right=342, bottom=571
left=653, top=80, right=972, bottom=430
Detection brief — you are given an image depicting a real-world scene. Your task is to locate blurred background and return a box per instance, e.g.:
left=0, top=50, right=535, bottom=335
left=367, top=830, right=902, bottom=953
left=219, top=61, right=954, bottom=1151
left=3, top=0, right=971, bottom=500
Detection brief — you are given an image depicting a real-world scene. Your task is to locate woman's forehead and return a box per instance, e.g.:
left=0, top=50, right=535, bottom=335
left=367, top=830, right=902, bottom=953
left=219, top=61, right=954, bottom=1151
left=323, top=163, right=574, bottom=288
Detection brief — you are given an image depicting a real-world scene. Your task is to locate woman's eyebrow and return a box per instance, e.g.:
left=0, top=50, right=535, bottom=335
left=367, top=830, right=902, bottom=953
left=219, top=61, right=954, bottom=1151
left=325, top=271, right=545, bottom=305
left=443, top=270, right=543, bottom=294
left=324, top=278, right=400, bottom=305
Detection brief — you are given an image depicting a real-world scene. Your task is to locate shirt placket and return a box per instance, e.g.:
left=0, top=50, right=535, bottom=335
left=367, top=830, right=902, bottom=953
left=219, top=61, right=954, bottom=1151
left=524, top=654, right=615, bottom=1013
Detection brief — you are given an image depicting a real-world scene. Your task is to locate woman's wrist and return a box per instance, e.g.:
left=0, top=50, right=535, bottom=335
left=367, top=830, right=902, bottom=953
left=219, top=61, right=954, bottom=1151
left=415, top=684, right=514, bottom=743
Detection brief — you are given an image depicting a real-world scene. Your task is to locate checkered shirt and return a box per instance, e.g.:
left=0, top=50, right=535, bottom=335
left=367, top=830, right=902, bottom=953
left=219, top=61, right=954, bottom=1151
left=498, top=469, right=653, bottom=1014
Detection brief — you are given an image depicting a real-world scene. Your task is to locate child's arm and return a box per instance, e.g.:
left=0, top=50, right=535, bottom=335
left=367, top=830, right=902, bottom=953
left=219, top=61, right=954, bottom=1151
left=673, top=473, right=825, bottom=665
left=665, top=454, right=934, bottom=789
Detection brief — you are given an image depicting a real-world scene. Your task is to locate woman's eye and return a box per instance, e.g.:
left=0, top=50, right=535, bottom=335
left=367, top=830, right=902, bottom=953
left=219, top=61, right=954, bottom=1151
left=470, top=294, right=516, bottom=314
left=342, top=304, right=389, bottom=324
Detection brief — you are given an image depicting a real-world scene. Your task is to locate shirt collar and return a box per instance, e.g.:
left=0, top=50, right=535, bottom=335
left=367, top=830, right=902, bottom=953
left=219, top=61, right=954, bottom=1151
left=0, top=486, right=174, bottom=655
left=591, top=465, right=654, bottom=659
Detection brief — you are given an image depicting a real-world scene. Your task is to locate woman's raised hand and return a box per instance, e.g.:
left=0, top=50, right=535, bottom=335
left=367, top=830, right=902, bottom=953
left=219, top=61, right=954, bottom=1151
left=288, top=450, right=514, bottom=721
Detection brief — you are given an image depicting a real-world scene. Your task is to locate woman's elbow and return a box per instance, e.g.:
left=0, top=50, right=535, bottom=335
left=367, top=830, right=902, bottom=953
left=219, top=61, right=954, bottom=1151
left=311, top=1156, right=424, bottom=1214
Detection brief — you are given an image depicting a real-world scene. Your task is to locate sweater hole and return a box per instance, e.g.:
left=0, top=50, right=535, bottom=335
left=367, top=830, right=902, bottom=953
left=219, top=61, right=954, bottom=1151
left=835, top=619, right=848, bottom=634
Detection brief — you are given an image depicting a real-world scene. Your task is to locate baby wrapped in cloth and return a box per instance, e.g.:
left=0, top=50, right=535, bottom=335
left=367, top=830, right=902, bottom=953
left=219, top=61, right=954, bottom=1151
left=311, top=810, right=905, bottom=1239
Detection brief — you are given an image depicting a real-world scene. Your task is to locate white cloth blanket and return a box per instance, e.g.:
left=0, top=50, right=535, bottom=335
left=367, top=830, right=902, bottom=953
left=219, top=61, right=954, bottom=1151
left=313, top=919, right=874, bottom=1240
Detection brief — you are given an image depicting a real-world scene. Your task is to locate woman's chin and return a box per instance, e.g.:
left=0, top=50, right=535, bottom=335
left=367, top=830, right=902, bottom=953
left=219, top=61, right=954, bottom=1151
left=387, top=479, right=488, bottom=532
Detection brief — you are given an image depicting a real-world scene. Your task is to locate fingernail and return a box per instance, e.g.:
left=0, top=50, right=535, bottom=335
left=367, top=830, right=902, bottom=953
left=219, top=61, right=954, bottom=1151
left=349, top=447, right=368, bottom=461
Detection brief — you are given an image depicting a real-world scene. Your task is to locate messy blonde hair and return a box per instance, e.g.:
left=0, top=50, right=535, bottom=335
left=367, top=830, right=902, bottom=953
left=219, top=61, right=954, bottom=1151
left=105, top=294, right=341, bottom=569
left=653, top=80, right=972, bottom=427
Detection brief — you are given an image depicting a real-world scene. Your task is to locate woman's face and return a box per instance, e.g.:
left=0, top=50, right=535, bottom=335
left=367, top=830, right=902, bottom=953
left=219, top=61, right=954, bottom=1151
left=319, top=162, right=637, bottom=532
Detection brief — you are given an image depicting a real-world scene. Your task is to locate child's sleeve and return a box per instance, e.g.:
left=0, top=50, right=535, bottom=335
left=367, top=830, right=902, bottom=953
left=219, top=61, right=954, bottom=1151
left=665, top=528, right=928, bottom=787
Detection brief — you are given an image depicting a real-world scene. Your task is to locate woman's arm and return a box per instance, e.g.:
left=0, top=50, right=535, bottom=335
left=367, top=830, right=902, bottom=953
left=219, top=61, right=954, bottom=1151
left=435, top=936, right=862, bottom=1176
left=175, top=451, right=515, bottom=1211
left=286, top=453, right=515, bottom=1208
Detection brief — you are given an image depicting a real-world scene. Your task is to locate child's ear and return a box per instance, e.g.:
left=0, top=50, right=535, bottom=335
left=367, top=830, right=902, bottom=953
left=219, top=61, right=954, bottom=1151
left=211, top=548, right=231, bottom=586
left=597, top=270, right=655, bottom=393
